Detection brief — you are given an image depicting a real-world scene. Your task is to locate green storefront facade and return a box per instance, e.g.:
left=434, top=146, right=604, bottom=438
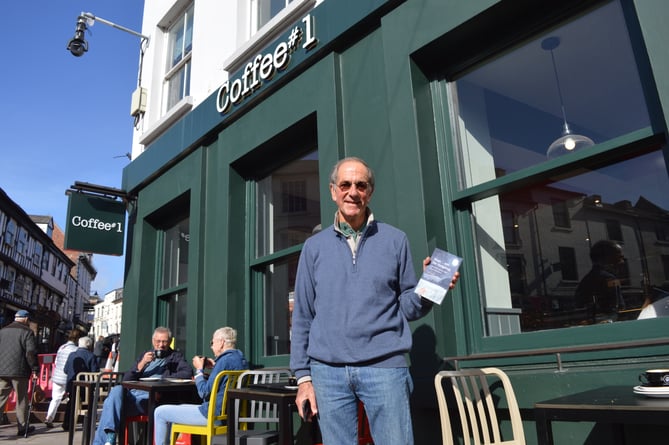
left=120, top=0, right=669, bottom=442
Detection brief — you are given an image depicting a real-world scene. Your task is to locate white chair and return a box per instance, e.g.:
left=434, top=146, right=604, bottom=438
left=235, top=368, right=293, bottom=445
left=434, top=367, right=525, bottom=445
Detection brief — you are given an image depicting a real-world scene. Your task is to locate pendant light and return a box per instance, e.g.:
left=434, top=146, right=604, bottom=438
left=542, top=36, right=594, bottom=159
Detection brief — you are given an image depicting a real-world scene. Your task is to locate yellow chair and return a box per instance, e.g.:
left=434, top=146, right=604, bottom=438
left=170, top=370, right=245, bottom=445
left=434, top=367, right=525, bottom=445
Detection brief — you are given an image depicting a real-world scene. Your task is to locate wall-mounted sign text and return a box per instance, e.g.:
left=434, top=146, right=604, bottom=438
left=216, top=14, right=318, bottom=115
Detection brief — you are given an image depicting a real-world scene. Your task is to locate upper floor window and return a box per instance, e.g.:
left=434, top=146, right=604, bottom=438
left=164, top=4, right=193, bottom=112
left=253, top=0, right=294, bottom=32
left=16, top=228, right=27, bottom=256
left=4, top=219, right=16, bottom=246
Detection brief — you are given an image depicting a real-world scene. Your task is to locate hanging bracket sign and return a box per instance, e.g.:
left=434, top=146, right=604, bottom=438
left=64, top=192, right=126, bottom=256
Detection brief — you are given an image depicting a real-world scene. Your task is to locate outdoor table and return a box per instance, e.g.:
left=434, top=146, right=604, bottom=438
left=119, top=379, right=199, bottom=445
left=225, top=384, right=298, bottom=445
left=534, top=385, right=669, bottom=445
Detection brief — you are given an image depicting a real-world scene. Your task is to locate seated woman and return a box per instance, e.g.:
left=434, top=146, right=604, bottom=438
left=153, top=326, right=249, bottom=445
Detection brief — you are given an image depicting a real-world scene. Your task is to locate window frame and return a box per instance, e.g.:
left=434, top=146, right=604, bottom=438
left=162, top=3, right=194, bottom=115
left=245, top=148, right=320, bottom=367
left=424, top=0, right=669, bottom=355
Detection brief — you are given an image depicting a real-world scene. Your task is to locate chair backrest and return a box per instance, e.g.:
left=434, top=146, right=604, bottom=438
left=95, top=371, right=124, bottom=399
left=434, top=367, right=525, bottom=445
left=73, top=372, right=101, bottom=418
left=236, top=368, right=293, bottom=428
left=206, top=370, right=245, bottom=426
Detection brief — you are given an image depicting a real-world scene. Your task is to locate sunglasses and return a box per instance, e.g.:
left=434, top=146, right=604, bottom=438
left=336, top=181, right=370, bottom=192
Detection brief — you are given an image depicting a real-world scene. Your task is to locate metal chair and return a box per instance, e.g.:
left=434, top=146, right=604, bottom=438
left=434, top=367, right=525, bottom=445
left=68, top=371, right=124, bottom=445
left=235, top=368, right=292, bottom=445
left=67, top=372, right=100, bottom=445
left=169, top=370, right=245, bottom=445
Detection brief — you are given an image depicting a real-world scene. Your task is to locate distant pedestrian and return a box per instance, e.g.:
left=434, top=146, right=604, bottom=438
left=94, top=335, right=107, bottom=368
left=62, top=336, right=100, bottom=429
left=44, top=329, right=82, bottom=428
left=0, top=310, right=39, bottom=436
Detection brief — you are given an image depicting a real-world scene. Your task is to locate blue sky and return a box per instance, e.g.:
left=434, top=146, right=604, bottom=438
left=1, top=1, right=144, bottom=296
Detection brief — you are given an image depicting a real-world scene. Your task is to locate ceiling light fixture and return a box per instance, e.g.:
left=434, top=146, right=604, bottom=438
left=542, top=36, right=594, bottom=159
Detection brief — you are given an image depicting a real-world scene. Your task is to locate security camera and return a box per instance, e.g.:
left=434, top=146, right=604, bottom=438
left=67, top=15, right=89, bottom=57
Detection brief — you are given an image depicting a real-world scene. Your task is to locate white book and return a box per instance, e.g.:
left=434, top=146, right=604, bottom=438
left=415, top=248, right=462, bottom=305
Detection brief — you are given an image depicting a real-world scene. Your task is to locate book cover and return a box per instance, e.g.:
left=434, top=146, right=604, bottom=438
left=415, top=248, right=462, bottom=305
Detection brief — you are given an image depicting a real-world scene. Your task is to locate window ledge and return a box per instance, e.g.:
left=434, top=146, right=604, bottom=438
left=139, top=96, right=194, bottom=146
left=223, top=0, right=316, bottom=74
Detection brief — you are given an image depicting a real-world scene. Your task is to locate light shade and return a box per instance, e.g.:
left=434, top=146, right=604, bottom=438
left=547, top=123, right=595, bottom=159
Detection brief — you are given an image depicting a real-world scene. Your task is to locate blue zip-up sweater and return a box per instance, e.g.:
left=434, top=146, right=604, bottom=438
left=290, top=217, right=432, bottom=381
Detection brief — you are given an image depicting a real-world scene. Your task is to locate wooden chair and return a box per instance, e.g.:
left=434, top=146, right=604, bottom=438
left=169, top=370, right=245, bottom=445
left=235, top=368, right=292, bottom=444
left=434, top=367, right=525, bottom=445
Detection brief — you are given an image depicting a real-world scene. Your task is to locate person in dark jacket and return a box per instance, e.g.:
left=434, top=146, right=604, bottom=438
left=92, top=327, right=192, bottom=445
left=0, top=310, right=38, bottom=436
left=93, top=335, right=107, bottom=367
left=61, top=336, right=100, bottom=428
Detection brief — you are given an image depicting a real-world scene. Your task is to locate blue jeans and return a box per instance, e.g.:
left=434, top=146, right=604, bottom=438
left=154, top=404, right=206, bottom=445
left=311, top=361, right=414, bottom=445
left=93, top=386, right=149, bottom=445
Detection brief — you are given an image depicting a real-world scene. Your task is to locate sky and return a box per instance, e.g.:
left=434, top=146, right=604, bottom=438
left=1, top=1, right=145, bottom=297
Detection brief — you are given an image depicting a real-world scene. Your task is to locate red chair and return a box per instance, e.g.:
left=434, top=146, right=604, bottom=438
left=124, top=414, right=149, bottom=445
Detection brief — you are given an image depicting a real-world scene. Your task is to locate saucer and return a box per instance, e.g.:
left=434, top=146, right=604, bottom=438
left=633, top=385, right=669, bottom=398
left=139, top=376, right=162, bottom=381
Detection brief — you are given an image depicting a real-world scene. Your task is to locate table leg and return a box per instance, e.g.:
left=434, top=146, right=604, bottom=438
left=68, top=397, right=77, bottom=445
left=278, top=400, right=293, bottom=445
left=227, top=394, right=237, bottom=445
left=534, top=408, right=554, bottom=445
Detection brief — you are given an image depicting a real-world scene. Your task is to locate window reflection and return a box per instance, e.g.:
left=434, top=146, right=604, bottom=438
left=256, top=151, right=321, bottom=256
left=162, top=217, right=189, bottom=290
left=455, top=1, right=650, bottom=186
left=475, top=150, right=669, bottom=332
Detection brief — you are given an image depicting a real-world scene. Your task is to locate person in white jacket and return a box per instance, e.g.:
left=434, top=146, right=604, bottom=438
left=44, top=329, right=81, bottom=428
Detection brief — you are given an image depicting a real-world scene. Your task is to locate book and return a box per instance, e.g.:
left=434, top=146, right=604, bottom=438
left=415, top=248, right=462, bottom=304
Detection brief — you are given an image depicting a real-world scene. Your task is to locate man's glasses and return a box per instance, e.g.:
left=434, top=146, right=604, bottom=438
left=336, top=181, right=370, bottom=192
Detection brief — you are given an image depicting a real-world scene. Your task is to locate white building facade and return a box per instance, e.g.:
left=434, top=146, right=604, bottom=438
left=92, top=287, right=123, bottom=337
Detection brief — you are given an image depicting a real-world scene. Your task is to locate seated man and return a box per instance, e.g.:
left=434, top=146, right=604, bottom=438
left=93, top=327, right=192, bottom=445
left=153, top=327, right=248, bottom=445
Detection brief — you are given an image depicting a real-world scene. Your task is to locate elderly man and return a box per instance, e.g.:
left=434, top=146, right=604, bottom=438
left=290, top=157, right=458, bottom=445
left=153, top=326, right=248, bottom=445
left=92, top=327, right=192, bottom=445
left=0, top=310, right=38, bottom=436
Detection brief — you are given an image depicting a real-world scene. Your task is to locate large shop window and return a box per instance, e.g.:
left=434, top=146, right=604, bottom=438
left=254, top=150, right=320, bottom=357
left=159, top=216, right=189, bottom=352
left=164, top=4, right=193, bottom=113
left=450, top=1, right=669, bottom=335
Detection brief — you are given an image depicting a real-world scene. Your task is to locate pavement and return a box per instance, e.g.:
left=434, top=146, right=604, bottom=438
left=0, top=422, right=83, bottom=444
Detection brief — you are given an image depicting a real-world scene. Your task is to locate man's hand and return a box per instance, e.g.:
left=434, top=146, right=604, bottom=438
left=423, top=256, right=461, bottom=289
left=295, top=381, right=318, bottom=421
left=137, top=351, right=155, bottom=370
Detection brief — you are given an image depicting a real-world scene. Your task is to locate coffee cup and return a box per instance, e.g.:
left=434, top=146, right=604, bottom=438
left=154, top=349, right=166, bottom=359
left=639, top=369, right=669, bottom=386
